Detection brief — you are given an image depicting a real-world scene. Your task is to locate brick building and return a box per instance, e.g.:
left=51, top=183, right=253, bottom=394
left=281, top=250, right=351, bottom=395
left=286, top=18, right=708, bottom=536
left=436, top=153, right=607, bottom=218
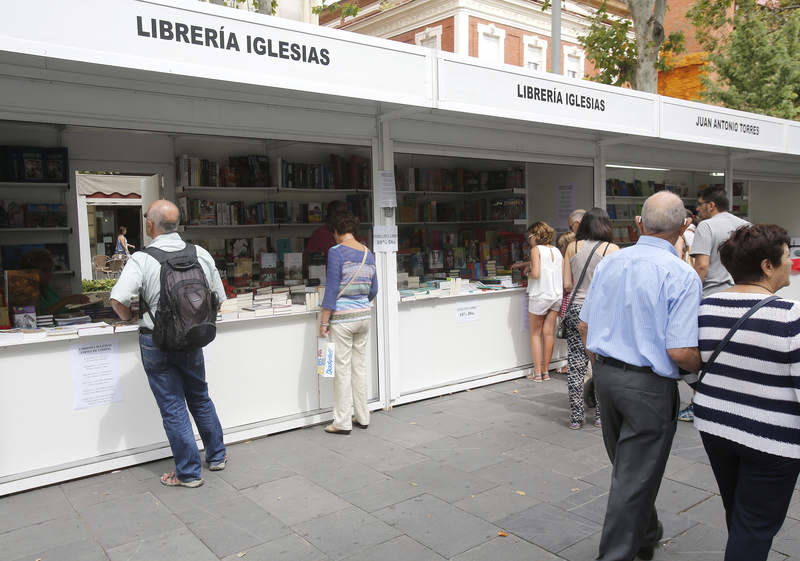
left=658, top=0, right=707, bottom=101
left=316, top=0, right=632, bottom=80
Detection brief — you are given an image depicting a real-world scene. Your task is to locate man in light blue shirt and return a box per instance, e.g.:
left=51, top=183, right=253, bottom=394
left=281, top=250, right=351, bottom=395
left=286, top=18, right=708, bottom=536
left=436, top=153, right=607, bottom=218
left=579, top=191, right=702, bottom=561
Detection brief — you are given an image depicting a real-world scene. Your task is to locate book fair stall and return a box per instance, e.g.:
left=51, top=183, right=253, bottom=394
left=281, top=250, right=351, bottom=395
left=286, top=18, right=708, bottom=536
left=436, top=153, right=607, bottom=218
left=0, top=0, right=798, bottom=495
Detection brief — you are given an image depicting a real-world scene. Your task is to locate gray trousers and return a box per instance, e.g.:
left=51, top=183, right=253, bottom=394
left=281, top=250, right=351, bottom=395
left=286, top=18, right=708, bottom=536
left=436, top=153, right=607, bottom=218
left=593, top=360, right=679, bottom=561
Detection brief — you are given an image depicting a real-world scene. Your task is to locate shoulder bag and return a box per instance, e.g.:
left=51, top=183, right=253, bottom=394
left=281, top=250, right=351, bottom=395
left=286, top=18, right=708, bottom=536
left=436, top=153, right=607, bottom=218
left=556, top=241, right=604, bottom=339
left=696, top=294, right=779, bottom=385
left=337, top=247, right=369, bottom=299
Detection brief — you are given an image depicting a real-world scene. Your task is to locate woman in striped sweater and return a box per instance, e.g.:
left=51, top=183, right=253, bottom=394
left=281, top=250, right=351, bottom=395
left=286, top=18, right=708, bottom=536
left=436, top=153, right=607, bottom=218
left=319, top=210, right=378, bottom=435
left=695, top=224, right=799, bottom=561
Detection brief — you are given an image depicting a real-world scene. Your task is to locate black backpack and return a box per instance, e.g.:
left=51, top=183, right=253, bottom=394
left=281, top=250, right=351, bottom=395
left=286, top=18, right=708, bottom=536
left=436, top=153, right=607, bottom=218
left=141, top=243, right=218, bottom=351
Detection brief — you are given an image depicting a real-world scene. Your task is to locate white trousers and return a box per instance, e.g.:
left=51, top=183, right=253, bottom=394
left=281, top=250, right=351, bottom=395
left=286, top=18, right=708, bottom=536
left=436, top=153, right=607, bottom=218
left=330, top=318, right=370, bottom=430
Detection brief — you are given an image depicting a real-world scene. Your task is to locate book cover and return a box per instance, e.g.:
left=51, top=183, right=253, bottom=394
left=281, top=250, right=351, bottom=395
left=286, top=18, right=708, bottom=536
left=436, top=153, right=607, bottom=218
left=233, top=257, right=253, bottom=287
left=6, top=270, right=40, bottom=309
left=226, top=238, right=251, bottom=259
left=7, top=202, right=25, bottom=226
left=22, top=150, right=44, bottom=181
left=308, top=202, right=323, bottom=223
left=284, top=252, right=303, bottom=285
left=25, top=204, right=48, bottom=227
left=44, top=148, right=68, bottom=182
left=252, top=237, right=268, bottom=257
left=259, top=252, right=279, bottom=286
left=11, top=305, right=36, bottom=329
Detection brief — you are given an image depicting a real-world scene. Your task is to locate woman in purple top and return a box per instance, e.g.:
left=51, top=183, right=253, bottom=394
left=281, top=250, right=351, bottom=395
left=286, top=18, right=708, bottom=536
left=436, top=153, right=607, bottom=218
left=319, top=211, right=378, bottom=435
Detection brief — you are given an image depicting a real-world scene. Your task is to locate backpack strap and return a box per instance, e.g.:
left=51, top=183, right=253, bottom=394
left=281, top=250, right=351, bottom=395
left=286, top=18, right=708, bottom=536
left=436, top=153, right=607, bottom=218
left=697, top=295, right=780, bottom=385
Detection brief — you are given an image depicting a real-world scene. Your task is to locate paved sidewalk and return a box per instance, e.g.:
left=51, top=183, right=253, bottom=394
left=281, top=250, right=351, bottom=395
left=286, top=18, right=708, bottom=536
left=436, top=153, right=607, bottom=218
left=3, top=375, right=799, bottom=561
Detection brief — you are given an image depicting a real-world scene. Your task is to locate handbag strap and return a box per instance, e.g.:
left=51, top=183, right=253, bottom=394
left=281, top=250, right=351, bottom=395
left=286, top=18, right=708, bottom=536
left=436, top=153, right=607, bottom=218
left=337, top=247, right=368, bottom=299
left=566, top=241, right=604, bottom=312
left=698, top=295, right=779, bottom=384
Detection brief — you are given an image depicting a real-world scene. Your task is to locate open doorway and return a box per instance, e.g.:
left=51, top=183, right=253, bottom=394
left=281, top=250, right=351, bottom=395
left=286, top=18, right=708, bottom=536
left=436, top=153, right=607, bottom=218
left=89, top=205, right=143, bottom=260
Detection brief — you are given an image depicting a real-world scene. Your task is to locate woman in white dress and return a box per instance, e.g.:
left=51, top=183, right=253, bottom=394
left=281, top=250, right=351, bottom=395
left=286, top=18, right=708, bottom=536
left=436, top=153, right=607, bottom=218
left=516, top=221, right=563, bottom=382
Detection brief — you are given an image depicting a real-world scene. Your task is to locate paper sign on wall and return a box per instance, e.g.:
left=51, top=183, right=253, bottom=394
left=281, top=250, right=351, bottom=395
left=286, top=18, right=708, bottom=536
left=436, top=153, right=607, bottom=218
left=71, top=337, right=122, bottom=409
left=378, top=170, right=397, bottom=208
left=373, top=225, right=398, bottom=252
left=557, top=185, right=576, bottom=231
left=456, top=302, right=480, bottom=323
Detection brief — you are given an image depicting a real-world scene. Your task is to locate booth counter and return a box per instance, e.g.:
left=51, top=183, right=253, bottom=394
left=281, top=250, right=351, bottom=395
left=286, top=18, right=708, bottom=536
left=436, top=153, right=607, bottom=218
left=0, top=311, right=379, bottom=495
left=1, top=0, right=799, bottom=494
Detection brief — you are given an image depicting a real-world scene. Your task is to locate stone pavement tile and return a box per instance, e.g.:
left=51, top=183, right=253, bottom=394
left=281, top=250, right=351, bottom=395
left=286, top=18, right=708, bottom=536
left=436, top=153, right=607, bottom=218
left=410, top=410, right=492, bottom=438
left=498, top=503, right=601, bottom=553
left=663, top=453, right=699, bottom=478
left=293, top=506, right=401, bottom=560
left=386, top=460, right=498, bottom=503
left=78, top=491, right=183, bottom=550
left=772, top=518, right=800, bottom=558
left=580, top=466, right=612, bottom=489
left=384, top=400, right=447, bottom=421
left=61, top=470, right=149, bottom=510
left=660, top=521, right=727, bottom=560
left=566, top=491, right=608, bottom=524
left=339, top=535, right=446, bottom=561
left=671, top=444, right=712, bottom=465
left=569, top=441, right=612, bottom=469
left=107, top=527, right=218, bottom=561
left=656, top=478, right=713, bottom=515
left=220, top=533, right=328, bottom=561
left=656, top=509, right=700, bottom=540
left=485, top=411, right=564, bottom=439
left=504, top=438, right=602, bottom=479
left=413, top=435, right=510, bottom=473
left=314, top=431, right=429, bottom=473
left=143, top=471, right=240, bottom=518
left=788, top=492, right=800, bottom=521
left=10, top=537, right=109, bottom=561
left=209, top=445, right=298, bottom=490
left=0, top=485, right=75, bottom=533
left=556, top=531, right=601, bottom=561
left=553, top=485, right=608, bottom=511
left=666, top=462, right=721, bottom=494
left=0, top=515, right=93, bottom=561
left=474, top=460, right=591, bottom=503
left=683, top=495, right=726, bottom=531
left=243, top=475, right=350, bottom=526
left=365, top=413, right=445, bottom=448
left=535, top=425, right=605, bottom=452
left=374, top=494, right=499, bottom=558
left=452, top=535, right=562, bottom=561
left=296, top=454, right=391, bottom=496
left=339, top=478, right=426, bottom=513
left=453, top=484, right=542, bottom=523
left=187, top=497, right=291, bottom=557
left=125, top=457, right=183, bottom=481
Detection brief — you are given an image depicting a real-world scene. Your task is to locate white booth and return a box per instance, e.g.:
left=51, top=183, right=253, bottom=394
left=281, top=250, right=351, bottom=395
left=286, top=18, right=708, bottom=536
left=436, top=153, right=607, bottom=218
left=1, top=0, right=798, bottom=495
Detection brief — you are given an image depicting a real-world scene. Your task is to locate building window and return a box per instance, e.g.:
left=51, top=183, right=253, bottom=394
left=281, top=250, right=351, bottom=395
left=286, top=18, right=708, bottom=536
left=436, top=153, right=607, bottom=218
left=477, top=23, right=505, bottom=65
left=563, top=46, right=585, bottom=79
left=523, top=35, right=547, bottom=72
left=415, top=26, right=443, bottom=51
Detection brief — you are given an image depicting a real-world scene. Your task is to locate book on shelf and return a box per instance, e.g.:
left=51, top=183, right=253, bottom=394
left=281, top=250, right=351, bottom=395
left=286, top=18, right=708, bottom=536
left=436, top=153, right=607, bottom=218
left=259, top=252, right=279, bottom=286
left=233, top=257, right=253, bottom=287
left=11, top=305, right=36, bottom=329
left=227, top=238, right=251, bottom=259
left=5, top=269, right=39, bottom=310
left=22, top=149, right=44, bottom=181
left=284, top=252, right=303, bottom=285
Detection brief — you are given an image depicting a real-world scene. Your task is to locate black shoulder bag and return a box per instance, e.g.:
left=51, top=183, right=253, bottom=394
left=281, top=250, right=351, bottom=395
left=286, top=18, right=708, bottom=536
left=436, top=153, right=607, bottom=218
left=556, top=241, right=604, bottom=339
left=696, top=295, right=779, bottom=385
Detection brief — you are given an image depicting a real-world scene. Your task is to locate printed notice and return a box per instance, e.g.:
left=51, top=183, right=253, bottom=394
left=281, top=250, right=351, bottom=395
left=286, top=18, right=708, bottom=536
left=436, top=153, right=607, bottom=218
left=456, top=302, right=480, bottom=323
left=71, top=337, right=122, bottom=409
left=373, top=225, right=398, bottom=252
left=378, top=170, right=397, bottom=208
left=557, top=185, right=576, bottom=231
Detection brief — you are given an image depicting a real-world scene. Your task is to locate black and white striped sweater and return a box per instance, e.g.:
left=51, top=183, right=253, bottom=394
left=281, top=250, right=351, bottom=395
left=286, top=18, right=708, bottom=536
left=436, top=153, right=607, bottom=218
left=694, top=292, right=800, bottom=458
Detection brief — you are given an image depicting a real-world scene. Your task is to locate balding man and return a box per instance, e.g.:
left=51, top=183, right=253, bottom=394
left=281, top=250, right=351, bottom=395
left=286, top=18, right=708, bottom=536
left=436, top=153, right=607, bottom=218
left=568, top=209, right=586, bottom=234
left=578, top=192, right=702, bottom=561
left=111, top=200, right=227, bottom=488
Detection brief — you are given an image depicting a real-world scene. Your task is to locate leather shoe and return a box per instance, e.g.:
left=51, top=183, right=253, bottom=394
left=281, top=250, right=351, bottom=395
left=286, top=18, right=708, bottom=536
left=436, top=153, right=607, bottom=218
left=637, top=521, right=663, bottom=560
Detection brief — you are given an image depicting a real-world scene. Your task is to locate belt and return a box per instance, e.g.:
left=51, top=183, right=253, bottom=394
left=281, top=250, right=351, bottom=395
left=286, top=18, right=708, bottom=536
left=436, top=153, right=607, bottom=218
left=139, top=327, right=153, bottom=335
left=596, top=355, right=653, bottom=374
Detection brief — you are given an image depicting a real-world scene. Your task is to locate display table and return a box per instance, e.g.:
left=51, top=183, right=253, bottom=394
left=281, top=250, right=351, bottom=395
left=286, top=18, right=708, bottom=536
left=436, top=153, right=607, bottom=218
left=395, top=287, right=566, bottom=404
left=0, top=311, right=378, bottom=495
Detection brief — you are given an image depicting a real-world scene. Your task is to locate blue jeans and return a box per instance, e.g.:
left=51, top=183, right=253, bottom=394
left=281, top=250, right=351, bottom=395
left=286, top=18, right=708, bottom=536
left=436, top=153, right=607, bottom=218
left=139, top=333, right=225, bottom=481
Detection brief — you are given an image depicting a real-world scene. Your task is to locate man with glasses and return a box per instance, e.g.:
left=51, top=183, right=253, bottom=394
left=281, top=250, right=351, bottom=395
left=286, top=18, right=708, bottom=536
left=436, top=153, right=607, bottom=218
left=677, top=186, right=748, bottom=422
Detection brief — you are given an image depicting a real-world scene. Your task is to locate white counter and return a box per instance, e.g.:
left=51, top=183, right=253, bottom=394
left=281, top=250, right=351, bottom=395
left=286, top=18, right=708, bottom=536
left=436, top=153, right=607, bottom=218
left=0, top=311, right=378, bottom=495
left=395, top=287, right=566, bottom=404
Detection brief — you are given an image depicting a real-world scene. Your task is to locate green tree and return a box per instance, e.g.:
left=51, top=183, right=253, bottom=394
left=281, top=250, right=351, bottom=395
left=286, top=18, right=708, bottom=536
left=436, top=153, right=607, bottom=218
left=578, top=2, right=685, bottom=91
left=688, top=0, right=800, bottom=119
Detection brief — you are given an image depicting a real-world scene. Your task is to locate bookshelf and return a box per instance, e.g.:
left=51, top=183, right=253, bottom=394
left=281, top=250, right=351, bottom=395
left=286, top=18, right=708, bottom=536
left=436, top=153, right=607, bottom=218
left=604, top=167, right=747, bottom=245
left=172, top=135, right=373, bottom=292
left=393, top=153, right=528, bottom=285
left=0, top=148, right=74, bottom=305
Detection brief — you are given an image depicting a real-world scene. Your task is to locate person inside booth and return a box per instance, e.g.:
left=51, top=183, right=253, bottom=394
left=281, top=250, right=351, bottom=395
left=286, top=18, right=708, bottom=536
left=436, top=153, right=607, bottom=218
left=20, top=249, right=89, bottom=315
left=305, top=200, right=347, bottom=261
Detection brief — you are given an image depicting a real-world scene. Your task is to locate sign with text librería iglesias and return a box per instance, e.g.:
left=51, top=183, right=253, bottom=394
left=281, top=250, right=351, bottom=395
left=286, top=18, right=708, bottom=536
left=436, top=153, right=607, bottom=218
left=660, top=99, right=785, bottom=152
left=435, top=55, right=658, bottom=137
left=0, top=0, right=432, bottom=107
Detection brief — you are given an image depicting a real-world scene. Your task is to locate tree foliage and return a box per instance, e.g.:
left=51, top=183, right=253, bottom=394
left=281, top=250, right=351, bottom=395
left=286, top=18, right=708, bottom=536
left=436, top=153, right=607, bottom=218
left=688, top=0, right=800, bottom=119
left=312, top=1, right=361, bottom=23
left=579, top=2, right=684, bottom=91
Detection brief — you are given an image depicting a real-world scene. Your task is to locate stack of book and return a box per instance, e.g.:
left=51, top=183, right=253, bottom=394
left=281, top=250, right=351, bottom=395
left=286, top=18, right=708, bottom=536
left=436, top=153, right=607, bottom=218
left=485, top=260, right=497, bottom=278
left=37, top=314, right=54, bottom=328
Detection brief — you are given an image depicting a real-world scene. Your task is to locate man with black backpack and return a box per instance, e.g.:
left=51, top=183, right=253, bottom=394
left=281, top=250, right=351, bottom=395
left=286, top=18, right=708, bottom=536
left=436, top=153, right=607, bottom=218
left=111, top=200, right=227, bottom=488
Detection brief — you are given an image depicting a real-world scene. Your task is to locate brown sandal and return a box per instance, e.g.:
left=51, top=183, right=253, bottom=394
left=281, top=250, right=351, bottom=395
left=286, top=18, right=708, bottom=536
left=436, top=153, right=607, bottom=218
left=160, top=472, right=204, bottom=488
left=324, top=424, right=351, bottom=435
